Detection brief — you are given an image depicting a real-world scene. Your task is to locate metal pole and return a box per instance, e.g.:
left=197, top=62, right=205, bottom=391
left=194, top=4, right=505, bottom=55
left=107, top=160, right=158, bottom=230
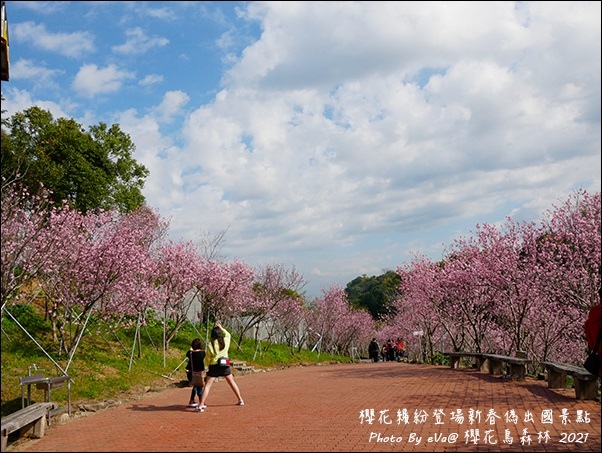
left=441, top=330, right=444, bottom=365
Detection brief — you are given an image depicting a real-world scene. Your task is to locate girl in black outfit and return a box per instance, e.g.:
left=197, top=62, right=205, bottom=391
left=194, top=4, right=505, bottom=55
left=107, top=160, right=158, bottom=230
left=186, top=338, right=206, bottom=407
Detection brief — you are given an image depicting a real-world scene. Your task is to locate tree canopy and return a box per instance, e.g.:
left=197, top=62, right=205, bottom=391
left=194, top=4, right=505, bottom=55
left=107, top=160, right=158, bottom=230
left=345, top=270, right=401, bottom=320
left=1, top=106, right=148, bottom=213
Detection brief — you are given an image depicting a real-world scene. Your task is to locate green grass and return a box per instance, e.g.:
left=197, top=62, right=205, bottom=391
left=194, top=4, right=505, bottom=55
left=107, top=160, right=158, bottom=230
left=1, top=305, right=350, bottom=417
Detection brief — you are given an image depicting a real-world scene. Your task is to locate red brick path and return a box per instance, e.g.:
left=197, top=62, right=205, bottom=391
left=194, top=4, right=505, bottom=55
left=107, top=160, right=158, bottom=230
left=9, top=361, right=601, bottom=452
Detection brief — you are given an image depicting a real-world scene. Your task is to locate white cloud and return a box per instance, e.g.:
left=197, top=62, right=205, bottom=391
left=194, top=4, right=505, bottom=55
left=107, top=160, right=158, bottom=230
left=112, top=27, right=169, bottom=55
left=152, top=90, right=190, bottom=122
left=2, top=1, right=600, bottom=297
left=0, top=88, right=70, bottom=121
left=139, top=74, right=164, bottom=86
left=144, top=7, right=178, bottom=21
left=168, top=1, right=600, bottom=294
left=10, top=1, right=69, bottom=15
left=12, top=21, right=94, bottom=58
left=72, top=64, right=135, bottom=98
left=10, top=58, right=64, bottom=90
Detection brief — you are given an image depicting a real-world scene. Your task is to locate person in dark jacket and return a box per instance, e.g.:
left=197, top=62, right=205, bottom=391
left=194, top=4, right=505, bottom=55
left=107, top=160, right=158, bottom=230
left=387, top=339, right=396, bottom=362
left=368, top=338, right=380, bottom=362
left=186, top=338, right=206, bottom=407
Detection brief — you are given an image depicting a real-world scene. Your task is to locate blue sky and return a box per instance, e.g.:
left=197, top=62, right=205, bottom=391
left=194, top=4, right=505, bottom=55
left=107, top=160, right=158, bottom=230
left=1, top=1, right=601, bottom=299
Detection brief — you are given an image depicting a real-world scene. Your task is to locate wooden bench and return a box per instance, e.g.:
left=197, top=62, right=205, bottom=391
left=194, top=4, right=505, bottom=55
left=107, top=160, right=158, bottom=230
left=442, top=351, right=487, bottom=371
left=481, top=353, right=531, bottom=381
left=20, top=374, right=72, bottom=416
left=443, top=352, right=531, bottom=380
left=1, top=402, right=57, bottom=452
left=541, top=361, right=599, bottom=400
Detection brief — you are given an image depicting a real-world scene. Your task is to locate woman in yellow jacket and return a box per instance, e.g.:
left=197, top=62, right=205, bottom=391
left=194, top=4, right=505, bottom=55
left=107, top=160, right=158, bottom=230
left=196, top=322, right=244, bottom=412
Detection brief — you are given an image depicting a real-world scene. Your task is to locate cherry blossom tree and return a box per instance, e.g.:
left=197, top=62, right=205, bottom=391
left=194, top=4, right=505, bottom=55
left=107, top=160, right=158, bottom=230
left=527, top=189, right=601, bottom=364
left=442, top=220, right=537, bottom=354
left=306, top=284, right=375, bottom=357
left=153, top=239, right=204, bottom=351
left=392, top=258, right=442, bottom=362
left=538, top=189, right=601, bottom=312
left=1, top=181, right=62, bottom=309
left=4, top=173, right=597, bottom=369
left=196, top=258, right=255, bottom=328
left=38, top=207, right=164, bottom=357
left=232, top=263, right=305, bottom=345
left=384, top=190, right=600, bottom=367
left=268, top=293, right=308, bottom=352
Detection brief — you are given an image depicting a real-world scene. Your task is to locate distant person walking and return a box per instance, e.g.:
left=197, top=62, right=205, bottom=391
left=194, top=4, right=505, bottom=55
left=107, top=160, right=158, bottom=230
left=387, top=339, right=396, bottom=362
left=368, top=338, right=380, bottom=362
left=381, top=343, right=389, bottom=362
left=395, top=337, right=406, bottom=360
left=186, top=338, right=206, bottom=407
left=196, top=322, right=244, bottom=412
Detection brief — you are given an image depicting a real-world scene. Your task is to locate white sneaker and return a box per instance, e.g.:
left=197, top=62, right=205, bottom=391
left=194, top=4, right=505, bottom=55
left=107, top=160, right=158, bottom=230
left=236, top=400, right=244, bottom=406
left=188, top=401, right=198, bottom=407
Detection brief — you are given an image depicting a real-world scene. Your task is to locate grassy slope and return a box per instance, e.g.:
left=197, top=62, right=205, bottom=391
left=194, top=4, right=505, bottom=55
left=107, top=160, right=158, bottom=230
left=1, top=304, right=349, bottom=417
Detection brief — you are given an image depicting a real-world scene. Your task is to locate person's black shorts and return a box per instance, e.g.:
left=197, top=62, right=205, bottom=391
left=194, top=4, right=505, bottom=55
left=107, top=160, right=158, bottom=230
left=206, top=363, right=232, bottom=378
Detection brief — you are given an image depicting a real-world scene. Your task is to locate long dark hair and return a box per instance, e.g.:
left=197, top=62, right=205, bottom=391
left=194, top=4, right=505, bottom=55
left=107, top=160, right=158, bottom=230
left=211, top=327, right=225, bottom=351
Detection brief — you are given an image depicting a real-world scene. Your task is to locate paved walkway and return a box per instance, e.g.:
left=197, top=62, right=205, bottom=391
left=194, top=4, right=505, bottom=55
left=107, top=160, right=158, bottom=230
left=8, top=361, right=601, bottom=452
